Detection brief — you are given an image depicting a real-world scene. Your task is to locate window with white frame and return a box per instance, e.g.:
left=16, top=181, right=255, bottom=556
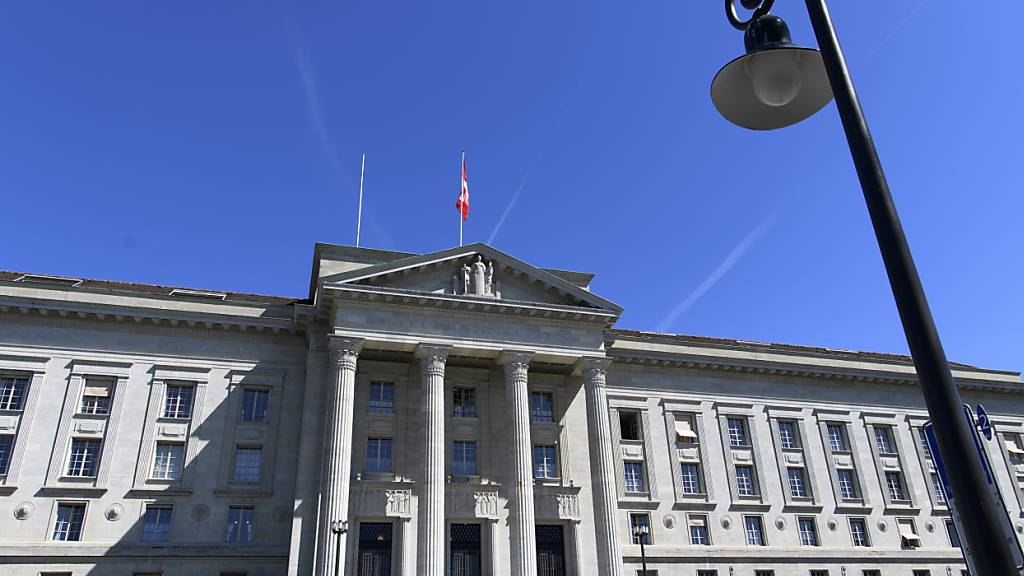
left=624, top=461, right=646, bottom=493
left=674, top=414, right=699, bottom=445
left=453, top=387, right=476, bottom=418
left=680, top=463, right=702, bottom=494
left=931, top=472, right=946, bottom=504
left=874, top=425, right=896, bottom=454
left=0, top=376, right=28, bottom=411
left=232, top=446, right=262, bottom=482
left=52, top=502, right=86, bottom=541
left=885, top=471, right=908, bottom=502
left=735, top=465, right=757, bottom=496
left=689, top=515, right=710, bottom=545
left=368, top=381, right=394, bottom=415
left=787, top=467, right=809, bottom=498
left=225, top=506, right=254, bottom=543
left=945, top=519, right=961, bottom=548
left=162, top=384, right=194, bottom=419
left=530, top=391, right=554, bottom=423
left=452, top=440, right=477, bottom=476
left=837, top=468, right=859, bottom=499
left=0, top=434, right=14, bottom=475
left=66, top=439, right=101, bottom=477
left=849, top=517, right=870, bottom=547
left=629, top=512, right=652, bottom=544
left=898, top=518, right=921, bottom=549
left=743, top=515, right=766, bottom=546
left=533, top=445, right=557, bottom=479
left=826, top=423, right=848, bottom=452
left=798, top=517, right=819, bottom=546
left=240, top=388, right=268, bottom=422
left=151, top=442, right=184, bottom=480
left=727, top=417, right=749, bottom=447
left=917, top=427, right=933, bottom=460
left=365, top=438, right=393, bottom=473
left=79, top=380, right=113, bottom=415
left=142, top=505, right=172, bottom=542
left=778, top=419, right=800, bottom=449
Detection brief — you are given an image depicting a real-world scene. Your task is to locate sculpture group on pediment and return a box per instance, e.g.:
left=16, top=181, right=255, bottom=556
left=452, top=255, right=500, bottom=298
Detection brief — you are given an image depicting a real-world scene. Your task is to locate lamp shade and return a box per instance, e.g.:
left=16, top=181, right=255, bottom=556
left=712, top=15, right=833, bottom=130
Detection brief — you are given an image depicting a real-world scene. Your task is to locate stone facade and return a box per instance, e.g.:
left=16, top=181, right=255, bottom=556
left=0, top=243, right=1022, bottom=576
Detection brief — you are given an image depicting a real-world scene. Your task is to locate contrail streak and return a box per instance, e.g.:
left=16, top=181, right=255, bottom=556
left=655, top=211, right=778, bottom=332
left=865, top=0, right=929, bottom=63
left=293, top=43, right=350, bottom=184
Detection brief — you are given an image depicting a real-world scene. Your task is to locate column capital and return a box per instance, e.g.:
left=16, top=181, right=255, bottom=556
left=328, top=337, right=363, bottom=370
left=496, top=351, right=534, bottom=371
left=578, top=356, right=612, bottom=385
left=415, top=344, right=450, bottom=379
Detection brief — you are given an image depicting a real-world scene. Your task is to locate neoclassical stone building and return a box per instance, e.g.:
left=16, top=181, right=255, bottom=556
left=0, top=242, right=1022, bottom=576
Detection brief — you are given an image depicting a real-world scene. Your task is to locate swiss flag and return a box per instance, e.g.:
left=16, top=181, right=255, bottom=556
left=456, top=156, right=469, bottom=221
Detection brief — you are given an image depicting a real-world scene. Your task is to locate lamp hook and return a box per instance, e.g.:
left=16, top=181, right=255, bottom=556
left=726, top=0, right=774, bottom=30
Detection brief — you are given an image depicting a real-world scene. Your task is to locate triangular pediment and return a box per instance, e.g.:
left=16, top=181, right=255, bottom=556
left=318, top=243, right=621, bottom=314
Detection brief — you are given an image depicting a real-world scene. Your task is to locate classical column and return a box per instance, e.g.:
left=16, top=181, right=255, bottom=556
left=499, top=351, right=537, bottom=576
left=581, top=357, right=624, bottom=576
left=416, top=345, right=450, bottom=576
left=315, top=337, right=363, bottom=576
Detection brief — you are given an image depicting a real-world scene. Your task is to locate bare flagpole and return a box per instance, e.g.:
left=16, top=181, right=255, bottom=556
left=356, top=153, right=365, bottom=247
left=459, top=151, right=465, bottom=247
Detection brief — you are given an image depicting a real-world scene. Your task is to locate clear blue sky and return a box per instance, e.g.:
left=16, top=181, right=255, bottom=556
left=1, top=2, right=1020, bottom=371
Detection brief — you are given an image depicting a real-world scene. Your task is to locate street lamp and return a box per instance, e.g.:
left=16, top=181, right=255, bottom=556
left=329, top=519, right=348, bottom=576
left=711, top=1, right=1019, bottom=574
left=633, top=524, right=649, bottom=576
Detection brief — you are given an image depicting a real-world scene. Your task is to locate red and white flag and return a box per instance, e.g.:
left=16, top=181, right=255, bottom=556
left=456, top=154, right=469, bottom=221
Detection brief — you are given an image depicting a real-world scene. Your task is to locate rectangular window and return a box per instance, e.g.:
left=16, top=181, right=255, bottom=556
left=826, top=423, right=847, bottom=452
left=453, top=387, right=476, bottom=418
left=918, top=427, right=933, bottom=459
left=810, top=572, right=829, bottom=576
left=232, top=446, right=263, bottom=482
left=624, top=461, right=646, bottom=493
left=163, top=384, right=194, bottom=419
left=778, top=420, right=799, bottom=449
left=788, top=467, right=808, bottom=498
left=142, top=505, right=172, bottom=542
left=225, top=506, right=254, bottom=543
left=885, top=471, right=907, bottom=501
left=675, top=415, right=699, bottom=444
left=837, top=469, right=858, bottom=499
left=629, top=513, right=652, bottom=545
left=689, top=515, right=710, bottom=545
left=240, top=388, right=268, bottom=422
left=0, top=435, right=14, bottom=475
left=931, top=472, right=946, bottom=504
left=366, top=438, right=393, bottom=473
left=450, top=523, right=481, bottom=576
left=680, top=463, right=702, bottom=494
left=735, top=465, right=756, bottom=496
left=453, top=441, right=477, bottom=476
left=874, top=426, right=895, bottom=454
left=533, top=445, right=557, bottom=479
left=80, top=380, right=112, bottom=415
left=744, top=515, right=766, bottom=546
left=727, top=417, right=748, bottom=447
left=52, top=503, right=86, bottom=541
left=863, top=571, right=881, bottom=576
left=368, top=381, right=394, bottom=415
left=798, top=517, right=819, bottom=546
left=946, top=520, right=961, bottom=548
left=151, top=442, right=184, bottom=480
left=66, top=439, right=101, bottom=477
left=912, top=571, right=931, bottom=576
left=530, top=391, right=554, bottom=423
left=898, top=518, right=921, bottom=549
left=697, top=572, right=718, bottom=576
left=619, top=411, right=641, bottom=441
left=849, top=518, right=870, bottom=547
left=0, top=376, right=28, bottom=411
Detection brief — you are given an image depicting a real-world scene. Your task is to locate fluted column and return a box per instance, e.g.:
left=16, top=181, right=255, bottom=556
left=315, top=337, right=363, bottom=576
left=581, top=357, right=624, bottom=576
left=499, top=351, right=537, bottom=576
left=416, top=345, right=450, bottom=576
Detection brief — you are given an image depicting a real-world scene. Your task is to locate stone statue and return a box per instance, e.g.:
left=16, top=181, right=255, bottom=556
left=486, top=261, right=494, bottom=295
left=471, top=255, right=487, bottom=296
left=461, top=262, right=471, bottom=294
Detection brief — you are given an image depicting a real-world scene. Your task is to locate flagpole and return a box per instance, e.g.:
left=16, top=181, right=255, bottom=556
left=356, top=153, right=365, bottom=247
left=459, top=151, right=465, bottom=247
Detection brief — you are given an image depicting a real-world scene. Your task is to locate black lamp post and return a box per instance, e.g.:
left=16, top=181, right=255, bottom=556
left=330, top=519, right=348, bottom=576
left=711, top=1, right=1019, bottom=574
left=633, top=524, right=649, bottom=576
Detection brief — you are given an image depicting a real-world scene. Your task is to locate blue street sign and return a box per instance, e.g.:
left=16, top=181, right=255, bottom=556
left=924, top=406, right=1024, bottom=575
left=976, top=404, right=993, bottom=441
